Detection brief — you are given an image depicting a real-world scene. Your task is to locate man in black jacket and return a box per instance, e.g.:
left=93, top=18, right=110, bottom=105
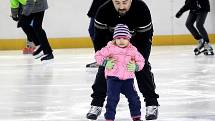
left=86, top=0, right=159, bottom=120
left=86, top=0, right=110, bottom=68
left=176, top=0, right=214, bottom=55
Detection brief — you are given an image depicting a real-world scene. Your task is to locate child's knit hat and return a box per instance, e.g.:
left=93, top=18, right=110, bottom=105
left=113, top=24, right=131, bottom=40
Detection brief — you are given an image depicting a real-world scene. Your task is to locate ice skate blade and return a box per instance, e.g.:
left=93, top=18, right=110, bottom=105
left=194, top=49, right=207, bottom=56
left=34, top=52, right=44, bottom=59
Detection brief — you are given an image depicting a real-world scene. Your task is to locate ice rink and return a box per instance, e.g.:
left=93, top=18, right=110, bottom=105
left=0, top=45, right=215, bottom=121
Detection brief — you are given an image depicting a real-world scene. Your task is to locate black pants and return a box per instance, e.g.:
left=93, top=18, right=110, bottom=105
left=19, top=11, right=52, bottom=54
left=91, top=36, right=159, bottom=107
left=185, top=11, right=209, bottom=43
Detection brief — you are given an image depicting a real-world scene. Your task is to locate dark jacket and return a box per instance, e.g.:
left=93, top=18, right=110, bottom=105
left=178, top=0, right=210, bottom=14
left=94, top=0, right=153, bottom=52
left=87, top=0, right=110, bottom=18
left=198, top=0, right=210, bottom=12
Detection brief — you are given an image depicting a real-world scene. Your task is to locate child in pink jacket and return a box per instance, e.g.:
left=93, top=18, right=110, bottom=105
left=95, top=24, right=145, bottom=121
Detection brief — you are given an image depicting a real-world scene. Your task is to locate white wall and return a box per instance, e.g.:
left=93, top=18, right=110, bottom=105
left=145, top=0, right=215, bottom=35
left=0, top=0, right=214, bottom=39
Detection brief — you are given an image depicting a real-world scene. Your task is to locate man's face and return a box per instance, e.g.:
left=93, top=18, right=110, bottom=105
left=112, top=0, right=132, bottom=16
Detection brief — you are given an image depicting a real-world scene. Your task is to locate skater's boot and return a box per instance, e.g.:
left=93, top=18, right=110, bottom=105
left=145, top=106, right=158, bottom=120
left=86, top=106, right=102, bottom=120
left=41, top=53, right=54, bottom=61
left=194, top=39, right=205, bottom=55
left=203, top=42, right=214, bottom=55
left=33, top=45, right=43, bottom=59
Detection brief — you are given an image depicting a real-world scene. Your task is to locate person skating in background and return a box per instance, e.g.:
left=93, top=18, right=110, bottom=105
left=10, top=0, right=37, bottom=54
left=10, top=0, right=54, bottom=61
left=95, top=24, right=145, bottom=121
left=86, top=0, right=159, bottom=120
left=86, top=0, right=110, bottom=68
left=175, top=0, right=214, bottom=55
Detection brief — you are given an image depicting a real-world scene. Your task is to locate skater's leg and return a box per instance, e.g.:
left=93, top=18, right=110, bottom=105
left=185, top=12, right=202, bottom=40
left=132, top=37, right=159, bottom=120
left=121, top=79, right=141, bottom=119
left=185, top=12, right=206, bottom=55
left=32, top=11, right=53, bottom=61
left=91, top=66, right=107, bottom=106
left=104, top=77, right=121, bottom=121
left=196, top=12, right=209, bottom=43
left=87, top=66, right=107, bottom=120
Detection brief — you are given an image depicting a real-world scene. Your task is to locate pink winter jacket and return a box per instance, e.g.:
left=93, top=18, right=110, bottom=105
left=95, top=41, right=145, bottom=80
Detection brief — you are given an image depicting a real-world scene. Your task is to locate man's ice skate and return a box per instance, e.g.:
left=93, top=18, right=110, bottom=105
left=86, top=106, right=102, bottom=120
left=33, top=46, right=43, bottom=59
left=194, top=39, right=205, bottom=55
left=203, top=43, right=214, bottom=55
left=145, top=106, right=158, bottom=120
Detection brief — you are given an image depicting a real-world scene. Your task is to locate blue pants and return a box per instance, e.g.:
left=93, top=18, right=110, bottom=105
left=104, top=76, right=141, bottom=120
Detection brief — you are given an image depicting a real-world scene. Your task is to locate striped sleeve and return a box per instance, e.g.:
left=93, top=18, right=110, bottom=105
left=94, top=19, right=108, bottom=30
left=136, top=22, right=152, bottom=33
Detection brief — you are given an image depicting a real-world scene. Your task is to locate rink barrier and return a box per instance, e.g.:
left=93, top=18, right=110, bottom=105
left=0, top=34, right=214, bottom=50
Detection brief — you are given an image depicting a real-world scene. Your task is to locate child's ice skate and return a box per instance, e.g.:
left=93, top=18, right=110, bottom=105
left=193, top=39, right=205, bottom=56
left=203, top=43, right=214, bottom=56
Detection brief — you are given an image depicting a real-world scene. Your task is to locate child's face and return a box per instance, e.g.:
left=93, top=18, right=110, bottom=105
left=115, top=38, right=129, bottom=48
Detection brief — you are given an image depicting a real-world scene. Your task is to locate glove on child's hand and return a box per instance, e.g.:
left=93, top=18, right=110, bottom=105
left=102, top=58, right=115, bottom=70
left=127, top=61, right=138, bottom=72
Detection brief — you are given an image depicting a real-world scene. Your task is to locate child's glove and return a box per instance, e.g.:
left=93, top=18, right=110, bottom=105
left=102, top=58, right=115, bottom=70
left=127, top=61, right=139, bottom=72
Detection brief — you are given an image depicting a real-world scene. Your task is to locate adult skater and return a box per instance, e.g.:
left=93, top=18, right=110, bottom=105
left=176, top=0, right=214, bottom=55
left=10, top=0, right=54, bottom=61
left=86, top=0, right=159, bottom=120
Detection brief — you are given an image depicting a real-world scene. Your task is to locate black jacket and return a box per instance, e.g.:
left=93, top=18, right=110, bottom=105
left=87, top=0, right=110, bottom=18
left=198, top=0, right=210, bottom=12
left=178, top=0, right=210, bottom=14
left=94, top=0, right=153, bottom=52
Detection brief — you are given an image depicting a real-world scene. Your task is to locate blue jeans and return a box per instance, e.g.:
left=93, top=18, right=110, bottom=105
left=104, top=76, right=141, bottom=120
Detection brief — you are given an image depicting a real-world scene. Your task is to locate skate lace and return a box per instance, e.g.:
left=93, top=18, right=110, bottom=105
left=204, top=43, right=213, bottom=51
left=89, top=106, right=102, bottom=115
left=196, top=39, right=204, bottom=49
left=146, top=106, right=158, bottom=116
